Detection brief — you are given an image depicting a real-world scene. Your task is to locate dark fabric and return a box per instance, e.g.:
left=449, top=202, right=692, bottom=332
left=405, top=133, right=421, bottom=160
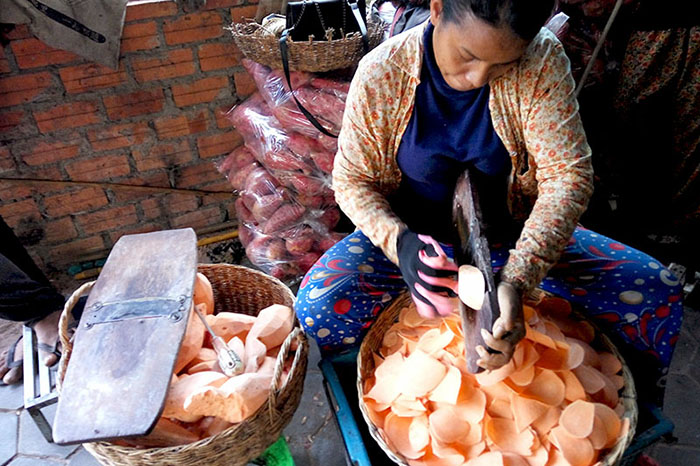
left=0, top=217, right=64, bottom=323
left=390, top=3, right=430, bottom=36
left=390, top=22, right=512, bottom=243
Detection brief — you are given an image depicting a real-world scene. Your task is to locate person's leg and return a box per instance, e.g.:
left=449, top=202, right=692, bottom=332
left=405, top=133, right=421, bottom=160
left=0, top=217, right=66, bottom=384
left=538, top=226, right=683, bottom=404
left=295, top=230, right=408, bottom=353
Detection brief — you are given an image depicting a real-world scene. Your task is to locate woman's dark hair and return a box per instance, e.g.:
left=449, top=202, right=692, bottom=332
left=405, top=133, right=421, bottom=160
left=442, top=0, right=556, bottom=41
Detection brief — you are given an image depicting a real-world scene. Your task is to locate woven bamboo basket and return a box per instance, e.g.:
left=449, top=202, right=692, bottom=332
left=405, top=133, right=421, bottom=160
left=57, top=264, right=308, bottom=466
left=229, top=19, right=385, bottom=72
left=357, top=292, right=638, bottom=466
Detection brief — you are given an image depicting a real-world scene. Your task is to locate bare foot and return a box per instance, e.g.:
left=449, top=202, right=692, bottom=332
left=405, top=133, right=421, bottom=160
left=0, top=337, right=23, bottom=385
left=33, top=310, right=61, bottom=366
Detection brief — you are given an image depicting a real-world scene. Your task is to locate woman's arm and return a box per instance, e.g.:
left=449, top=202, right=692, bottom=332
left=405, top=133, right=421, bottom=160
left=332, top=59, right=408, bottom=264
left=500, top=32, right=594, bottom=295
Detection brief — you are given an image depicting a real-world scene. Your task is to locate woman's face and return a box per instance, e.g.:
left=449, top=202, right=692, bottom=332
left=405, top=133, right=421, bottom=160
left=430, top=0, right=530, bottom=91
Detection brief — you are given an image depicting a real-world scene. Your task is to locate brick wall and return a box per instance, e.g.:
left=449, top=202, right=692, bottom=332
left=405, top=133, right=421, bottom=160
left=0, top=0, right=258, bottom=273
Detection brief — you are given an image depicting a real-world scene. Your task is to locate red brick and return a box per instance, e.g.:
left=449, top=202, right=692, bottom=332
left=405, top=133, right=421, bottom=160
left=3, top=25, right=32, bottom=40
left=48, top=235, right=106, bottom=264
left=204, top=0, right=244, bottom=9
left=154, top=110, right=208, bottom=139
left=103, top=89, right=164, bottom=120
left=230, top=5, right=258, bottom=22
left=59, top=61, right=127, bottom=94
left=11, top=38, right=79, bottom=69
left=171, top=205, right=222, bottom=229
left=120, top=21, right=160, bottom=53
left=132, top=140, right=192, bottom=171
left=132, top=49, right=195, bottom=83
left=0, top=198, right=41, bottom=228
left=140, top=197, right=163, bottom=219
left=0, top=46, right=10, bottom=73
left=44, top=187, right=108, bottom=217
left=44, top=217, right=78, bottom=242
left=198, top=42, right=240, bottom=71
left=0, top=182, right=36, bottom=202
left=25, top=165, right=62, bottom=181
left=164, top=193, right=200, bottom=214
left=197, top=130, right=243, bottom=158
left=233, top=71, right=256, bottom=97
left=76, top=205, right=138, bottom=234
left=172, top=76, right=229, bottom=107
left=163, top=12, right=223, bottom=45
left=65, top=154, right=131, bottom=181
left=34, top=101, right=100, bottom=133
left=109, top=222, right=163, bottom=243
left=175, top=161, right=224, bottom=188
left=213, top=104, right=235, bottom=129
left=125, top=0, right=178, bottom=21
left=0, top=72, right=52, bottom=108
left=0, top=146, right=15, bottom=173
left=23, top=138, right=81, bottom=166
left=111, top=172, right=171, bottom=202
left=200, top=180, right=235, bottom=194
left=0, top=109, right=26, bottom=133
left=87, top=121, right=151, bottom=151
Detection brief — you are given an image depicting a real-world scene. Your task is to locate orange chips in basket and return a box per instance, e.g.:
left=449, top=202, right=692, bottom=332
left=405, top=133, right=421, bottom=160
left=362, top=297, right=631, bottom=466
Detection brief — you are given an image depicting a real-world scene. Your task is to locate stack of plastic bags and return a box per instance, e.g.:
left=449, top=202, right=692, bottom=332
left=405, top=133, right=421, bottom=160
left=217, top=60, right=349, bottom=281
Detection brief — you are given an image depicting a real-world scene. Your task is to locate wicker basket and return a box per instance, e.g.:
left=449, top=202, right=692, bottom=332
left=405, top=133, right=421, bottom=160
left=57, top=264, right=308, bottom=466
left=229, top=19, right=385, bottom=72
left=357, top=292, right=638, bottom=466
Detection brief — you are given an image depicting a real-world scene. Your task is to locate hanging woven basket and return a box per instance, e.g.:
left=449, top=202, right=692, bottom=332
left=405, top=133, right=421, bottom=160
left=229, top=18, right=385, bottom=72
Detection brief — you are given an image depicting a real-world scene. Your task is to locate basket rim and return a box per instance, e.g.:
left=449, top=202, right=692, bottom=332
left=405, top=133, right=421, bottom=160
left=57, top=263, right=308, bottom=463
left=356, top=291, right=639, bottom=466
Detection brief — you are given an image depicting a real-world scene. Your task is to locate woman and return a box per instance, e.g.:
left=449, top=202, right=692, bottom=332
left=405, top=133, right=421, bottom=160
left=295, top=0, right=683, bottom=403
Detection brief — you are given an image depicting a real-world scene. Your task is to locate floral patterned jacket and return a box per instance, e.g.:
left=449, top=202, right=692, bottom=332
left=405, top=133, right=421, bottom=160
left=332, top=22, right=594, bottom=294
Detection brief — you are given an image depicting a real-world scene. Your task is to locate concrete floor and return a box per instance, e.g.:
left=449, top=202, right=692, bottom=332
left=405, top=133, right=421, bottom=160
left=0, top=239, right=698, bottom=465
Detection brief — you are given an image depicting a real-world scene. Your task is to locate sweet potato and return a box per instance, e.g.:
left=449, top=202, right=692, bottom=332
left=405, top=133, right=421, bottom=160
left=251, top=192, right=285, bottom=222
left=174, top=304, right=206, bottom=374
left=318, top=207, right=340, bottom=230
left=286, top=234, right=315, bottom=255
left=262, top=203, right=306, bottom=234
left=229, top=162, right=260, bottom=191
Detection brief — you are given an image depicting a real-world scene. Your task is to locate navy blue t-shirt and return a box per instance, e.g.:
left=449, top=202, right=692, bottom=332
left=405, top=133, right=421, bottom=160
left=389, top=23, right=512, bottom=243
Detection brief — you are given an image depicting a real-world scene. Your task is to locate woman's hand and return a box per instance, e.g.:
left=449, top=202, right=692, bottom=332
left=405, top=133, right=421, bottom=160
left=476, top=281, right=526, bottom=370
left=397, top=230, right=459, bottom=318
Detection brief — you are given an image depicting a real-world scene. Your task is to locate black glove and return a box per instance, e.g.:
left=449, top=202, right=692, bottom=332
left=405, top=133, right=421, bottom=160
left=396, top=230, right=459, bottom=316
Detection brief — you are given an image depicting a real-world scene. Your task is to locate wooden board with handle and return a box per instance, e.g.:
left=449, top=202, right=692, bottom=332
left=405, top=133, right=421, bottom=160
left=53, top=228, right=197, bottom=445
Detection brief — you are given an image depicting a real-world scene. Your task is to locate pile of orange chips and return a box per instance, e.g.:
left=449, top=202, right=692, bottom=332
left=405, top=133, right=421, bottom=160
left=362, top=297, right=630, bottom=466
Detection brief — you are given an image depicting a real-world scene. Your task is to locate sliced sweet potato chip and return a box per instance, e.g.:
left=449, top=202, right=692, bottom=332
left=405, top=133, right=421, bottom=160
left=417, top=327, right=455, bottom=355
left=593, top=403, right=621, bottom=448
left=538, top=297, right=572, bottom=318
left=465, top=451, right=507, bottom=466
left=409, top=414, right=431, bottom=453
left=456, top=386, right=487, bottom=423
left=365, top=399, right=390, bottom=429
left=429, top=406, right=470, bottom=444
left=430, top=440, right=465, bottom=462
left=510, top=365, right=536, bottom=386
left=525, top=445, right=549, bottom=466
left=610, top=374, right=625, bottom=391
left=428, top=366, right=462, bottom=404
left=550, top=425, right=596, bottom=466
left=567, top=338, right=600, bottom=368
left=502, top=452, right=530, bottom=466
left=591, top=373, right=619, bottom=408
left=392, top=395, right=427, bottom=417
left=486, top=418, right=536, bottom=457
left=409, top=445, right=464, bottom=466
left=384, top=413, right=424, bottom=460
left=534, top=347, right=569, bottom=371
left=559, top=370, right=587, bottom=402
left=531, top=407, right=561, bottom=437
left=511, top=392, right=549, bottom=432
left=566, top=339, right=585, bottom=370
left=560, top=400, right=595, bottom=438
left=520, top=369, right=565, bottom=406
left=525, top=324, right=557, bottom=349
left=543, top=321, right=567, bottom=343
left=598, top=352, right=623, bottom=376
left=476, top=359, right=516, bottom=386
left=399, top=350, right=447, bottom=398
left=588, top=416, right=608, bottom=449
left=573, top=365, right=606, bottom=394
left=488, top=398, right=514, bottom=419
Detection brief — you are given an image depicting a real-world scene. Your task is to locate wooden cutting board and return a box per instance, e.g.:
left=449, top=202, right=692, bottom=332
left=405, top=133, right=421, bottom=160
left=53, top=228, right=197, bottom=445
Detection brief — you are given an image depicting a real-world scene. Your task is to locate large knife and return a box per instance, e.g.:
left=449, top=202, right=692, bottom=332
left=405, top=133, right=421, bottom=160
left=452, top=169, right=500, bottom=374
